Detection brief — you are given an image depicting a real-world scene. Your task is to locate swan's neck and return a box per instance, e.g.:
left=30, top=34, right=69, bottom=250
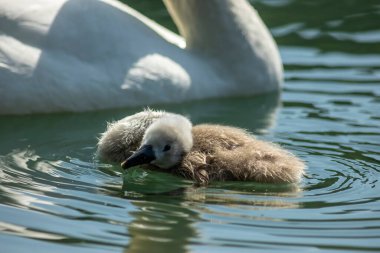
left=164, top=0, right=252, bottom=53
left=164, top=0, right=283, bottom=90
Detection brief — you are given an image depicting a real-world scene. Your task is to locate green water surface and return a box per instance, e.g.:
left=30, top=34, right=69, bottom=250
left=0, top=0, right=379, bottom=252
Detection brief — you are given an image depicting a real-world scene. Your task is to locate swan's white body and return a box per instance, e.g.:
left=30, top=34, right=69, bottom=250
left=0, top=0, right=282, bottom=114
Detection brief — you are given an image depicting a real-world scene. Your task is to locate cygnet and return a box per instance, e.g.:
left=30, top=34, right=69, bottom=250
left=97, top=110, right=305, bottom=185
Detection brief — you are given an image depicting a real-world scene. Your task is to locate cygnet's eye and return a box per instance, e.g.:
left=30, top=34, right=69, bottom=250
left=163, top=145, right=171, bottom=152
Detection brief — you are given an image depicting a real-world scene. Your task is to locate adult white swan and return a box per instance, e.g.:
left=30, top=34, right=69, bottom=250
left=0, top=0, right=282, bottom=114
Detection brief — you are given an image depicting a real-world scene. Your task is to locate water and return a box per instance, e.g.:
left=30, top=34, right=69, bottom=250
left=1, top=0, right=379, bottom=252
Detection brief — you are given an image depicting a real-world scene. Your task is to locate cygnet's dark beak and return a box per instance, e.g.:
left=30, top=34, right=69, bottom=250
left=121, top=145, right=156, bottom=169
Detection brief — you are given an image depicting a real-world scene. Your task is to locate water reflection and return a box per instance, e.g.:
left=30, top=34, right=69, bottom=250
left=122, top=170, right=301, bottom=253
left=125, top=197, right=198, bottom=253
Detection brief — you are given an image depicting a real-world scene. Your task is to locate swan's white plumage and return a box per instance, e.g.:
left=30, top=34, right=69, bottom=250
left=0, top=0, right=282, bottom=114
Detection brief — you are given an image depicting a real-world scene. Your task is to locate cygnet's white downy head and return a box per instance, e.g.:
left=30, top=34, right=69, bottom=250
left=121, top=114, right=193, bottom=169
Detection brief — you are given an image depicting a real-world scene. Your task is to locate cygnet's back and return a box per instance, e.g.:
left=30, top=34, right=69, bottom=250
left=176, top=124, right=305, bottom=184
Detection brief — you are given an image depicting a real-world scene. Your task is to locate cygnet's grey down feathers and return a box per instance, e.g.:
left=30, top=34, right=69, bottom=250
left=97, top=109, right=305, bottom=185
left=178, top=124, right=304, bottom=184
left=97, top=109, right=166, bottom=163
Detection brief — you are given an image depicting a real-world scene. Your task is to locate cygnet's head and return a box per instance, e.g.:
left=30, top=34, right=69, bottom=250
left=121, top=114, right=193, bottom=170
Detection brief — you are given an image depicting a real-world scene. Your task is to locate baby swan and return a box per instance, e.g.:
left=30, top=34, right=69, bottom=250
left=123, top=114, right=193, bottom=170
left=97, top=111, right=305, bottom=185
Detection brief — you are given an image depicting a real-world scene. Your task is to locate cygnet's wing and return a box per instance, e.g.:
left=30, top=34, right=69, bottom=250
left=97, top=109, right=166, bottom=163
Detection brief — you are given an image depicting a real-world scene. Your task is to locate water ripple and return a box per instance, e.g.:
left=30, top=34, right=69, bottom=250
left=1, top=0, right=380, bottom=252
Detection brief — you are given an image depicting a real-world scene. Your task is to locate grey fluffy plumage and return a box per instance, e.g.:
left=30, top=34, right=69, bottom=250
left=97, top=109, right=166, bottom=163
left=97, top=109, right=305, bottom=185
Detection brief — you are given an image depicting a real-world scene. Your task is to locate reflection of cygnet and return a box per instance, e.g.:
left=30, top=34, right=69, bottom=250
left=97, top=110, right=305, bottom=185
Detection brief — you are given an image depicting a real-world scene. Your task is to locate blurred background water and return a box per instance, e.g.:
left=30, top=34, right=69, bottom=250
left=1, top=0, right=379, bottom=252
